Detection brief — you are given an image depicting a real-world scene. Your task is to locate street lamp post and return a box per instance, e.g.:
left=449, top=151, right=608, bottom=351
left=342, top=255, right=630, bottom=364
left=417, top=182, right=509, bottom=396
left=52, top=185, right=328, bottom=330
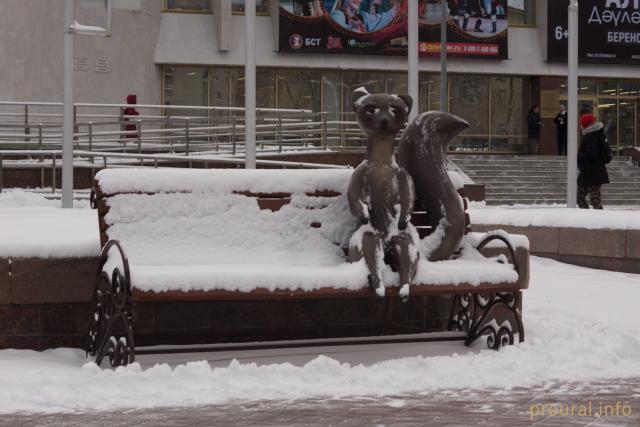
left=567, top=0, right=579, bottom=208
left=245, top=0, right=257, bottom=169
left=408, top=0, right=419, bottom=122
left=61, top=0, right=111, bottom=208
left=62, top=0, right=75, bottom=208
left=440, top=0, right=448, bottom=112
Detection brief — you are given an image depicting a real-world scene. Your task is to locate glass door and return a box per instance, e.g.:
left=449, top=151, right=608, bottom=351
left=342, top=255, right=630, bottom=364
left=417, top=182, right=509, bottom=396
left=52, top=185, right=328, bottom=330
left=580, top=98, right=596, bottom=116
left=560, top=97, right=597, bottom=143
left=596, top=98, right=617, bottom=150
left=618, top=98, right=637, bottom=150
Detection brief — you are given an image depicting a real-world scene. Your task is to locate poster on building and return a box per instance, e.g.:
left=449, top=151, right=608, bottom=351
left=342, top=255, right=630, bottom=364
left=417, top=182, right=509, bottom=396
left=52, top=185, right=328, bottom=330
left=418, top=0, right=509, bottom=59
left=548, top=0, right=640, bottom=65
left=278, top=1, right=508, bottom=59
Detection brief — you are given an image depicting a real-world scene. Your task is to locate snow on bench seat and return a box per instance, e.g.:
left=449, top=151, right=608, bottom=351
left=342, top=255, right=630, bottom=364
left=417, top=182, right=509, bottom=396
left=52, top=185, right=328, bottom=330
left=127, top=256, right=519, bottom=296
left=97, top=168, right=522, bottom=295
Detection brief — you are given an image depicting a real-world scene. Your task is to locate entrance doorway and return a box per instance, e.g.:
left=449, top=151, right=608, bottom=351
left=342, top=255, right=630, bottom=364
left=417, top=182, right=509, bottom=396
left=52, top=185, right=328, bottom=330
left=561, top=91, right=639, bottom=153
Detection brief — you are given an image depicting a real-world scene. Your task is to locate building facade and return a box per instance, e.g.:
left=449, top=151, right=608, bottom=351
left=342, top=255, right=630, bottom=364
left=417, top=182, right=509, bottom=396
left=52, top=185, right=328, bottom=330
left=1, top=0, right=639, bottom=153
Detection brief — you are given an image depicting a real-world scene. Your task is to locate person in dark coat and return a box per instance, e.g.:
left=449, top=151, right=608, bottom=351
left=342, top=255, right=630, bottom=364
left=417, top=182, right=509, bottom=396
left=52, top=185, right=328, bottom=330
left=526, top=105, right=543, bottom=155
left=553, top=104, right=567, bottom=156
left=123, top=94, right=139, bottom=141
left=577, top=113, right=609, bottom=209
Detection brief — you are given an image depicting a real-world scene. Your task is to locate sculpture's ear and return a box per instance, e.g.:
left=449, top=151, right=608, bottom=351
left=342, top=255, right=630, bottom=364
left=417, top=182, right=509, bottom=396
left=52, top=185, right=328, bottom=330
left=352, top=87, right=369, bottom=111
left=398, top=95, right=413, bottom=115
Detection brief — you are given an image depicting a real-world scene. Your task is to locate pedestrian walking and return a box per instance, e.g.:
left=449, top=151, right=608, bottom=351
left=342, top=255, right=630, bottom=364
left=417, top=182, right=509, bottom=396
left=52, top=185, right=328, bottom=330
left=123, top=94, right=139, bottom=142
left=553, top=104, right=567, bottom=156
left=526, top=105, right=543, bottom=155
left=577, top=113, right=610, bottom=209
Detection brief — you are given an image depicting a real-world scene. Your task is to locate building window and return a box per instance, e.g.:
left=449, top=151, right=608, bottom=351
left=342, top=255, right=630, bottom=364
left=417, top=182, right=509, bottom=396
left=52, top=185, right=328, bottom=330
left=446, top=74, right=531, bottom=152
left=163, top=66, right=533, bottom=152
left=276, top=69, right=322, bottom=112
left=508, top=0, right=535, bottom=26
left=163, top=66, right=208, bottom=116
left=232, top=0, right=270, bottom=14
left=559, top=78, right=640, bottom=150
left=165, top=0, right=210, bottom=12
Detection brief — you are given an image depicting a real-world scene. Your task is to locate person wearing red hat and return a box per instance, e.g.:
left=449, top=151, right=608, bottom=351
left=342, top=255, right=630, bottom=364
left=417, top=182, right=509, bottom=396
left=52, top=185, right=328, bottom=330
left=123, top=94, right=139, bottom=142
left=577, top=113, right=610, bottom=209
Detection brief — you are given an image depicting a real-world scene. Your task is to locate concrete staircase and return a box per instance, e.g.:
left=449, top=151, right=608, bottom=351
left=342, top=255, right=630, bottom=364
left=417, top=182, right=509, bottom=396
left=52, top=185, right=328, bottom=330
left=450, top=154, right=640, bottom=206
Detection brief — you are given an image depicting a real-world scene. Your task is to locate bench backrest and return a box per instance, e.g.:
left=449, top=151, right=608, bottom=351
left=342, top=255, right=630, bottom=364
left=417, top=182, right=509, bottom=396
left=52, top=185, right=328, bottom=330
left=95, top=169, right=470, bottom=266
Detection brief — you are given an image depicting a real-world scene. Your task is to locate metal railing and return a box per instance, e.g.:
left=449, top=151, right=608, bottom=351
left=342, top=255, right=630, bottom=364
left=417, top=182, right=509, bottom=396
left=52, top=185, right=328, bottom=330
left=0, top=101, right=535, bottom=192
left=0, top=148, right=349, bottom=193
left=1, top=100, right=533, bottom=154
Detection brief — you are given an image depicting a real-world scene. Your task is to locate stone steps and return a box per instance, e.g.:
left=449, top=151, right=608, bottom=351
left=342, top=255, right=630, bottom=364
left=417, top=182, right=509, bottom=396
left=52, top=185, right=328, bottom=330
left=451, top=154, right=640, bottom=206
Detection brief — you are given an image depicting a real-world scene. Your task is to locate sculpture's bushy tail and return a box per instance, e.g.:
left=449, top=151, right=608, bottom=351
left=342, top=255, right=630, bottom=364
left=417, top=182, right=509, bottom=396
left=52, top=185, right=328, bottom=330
left=398, top=111, right=470, bottom=261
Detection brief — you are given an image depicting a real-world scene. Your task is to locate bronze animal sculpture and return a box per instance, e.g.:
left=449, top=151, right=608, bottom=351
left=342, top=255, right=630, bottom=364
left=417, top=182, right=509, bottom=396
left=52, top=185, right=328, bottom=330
left=347, top=87, right=418, bottom=301
left=398, top=111, right=470, bottom=261
left=348, top=88, right=470, bottom=300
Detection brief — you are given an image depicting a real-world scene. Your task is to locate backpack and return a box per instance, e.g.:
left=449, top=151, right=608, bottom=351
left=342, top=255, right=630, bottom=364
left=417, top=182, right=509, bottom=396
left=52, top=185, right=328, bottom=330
left=600, top=134, right=613, bottom=164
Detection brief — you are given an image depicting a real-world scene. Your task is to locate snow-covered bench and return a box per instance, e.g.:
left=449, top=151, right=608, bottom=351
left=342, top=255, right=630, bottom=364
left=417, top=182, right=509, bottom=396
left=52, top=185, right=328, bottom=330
left=87, top=169, right=530, bottom=367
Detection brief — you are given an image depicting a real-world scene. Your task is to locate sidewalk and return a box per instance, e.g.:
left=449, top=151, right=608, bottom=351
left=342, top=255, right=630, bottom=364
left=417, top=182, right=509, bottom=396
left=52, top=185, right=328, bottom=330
left=2, top=378, right=637, bottom=426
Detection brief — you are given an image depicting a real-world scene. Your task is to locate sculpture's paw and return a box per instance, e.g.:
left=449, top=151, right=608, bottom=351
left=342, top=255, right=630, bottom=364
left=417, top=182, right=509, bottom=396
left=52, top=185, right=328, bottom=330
left=399, top=284, right=410, bottom=303
left=368, top=275, right=386, bottom=299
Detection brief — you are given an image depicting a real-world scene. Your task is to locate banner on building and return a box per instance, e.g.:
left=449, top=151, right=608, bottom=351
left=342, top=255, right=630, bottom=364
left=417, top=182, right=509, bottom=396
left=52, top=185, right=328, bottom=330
left=278, top=1, right=508, bottom=59
left=548, top=0, right=640, bottom=65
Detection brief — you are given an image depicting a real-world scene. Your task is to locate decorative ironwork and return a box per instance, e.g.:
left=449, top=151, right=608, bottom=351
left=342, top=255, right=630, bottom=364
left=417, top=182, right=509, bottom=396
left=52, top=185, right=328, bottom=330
left=449, top=291, right=524, bottom=350
left=475, top=233, right=520, bottom=275
left=86, top=240, right=136, bottom=367
left=446, top=232, right=525, bottom=350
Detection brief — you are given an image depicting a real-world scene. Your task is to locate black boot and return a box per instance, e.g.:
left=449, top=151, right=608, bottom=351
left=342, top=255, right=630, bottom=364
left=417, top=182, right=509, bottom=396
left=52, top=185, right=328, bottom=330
left=463, top=16, right=469, bottom=31
left=492, top=20, right=497, bottom=33
left=475, top=19, right=483, bottom=32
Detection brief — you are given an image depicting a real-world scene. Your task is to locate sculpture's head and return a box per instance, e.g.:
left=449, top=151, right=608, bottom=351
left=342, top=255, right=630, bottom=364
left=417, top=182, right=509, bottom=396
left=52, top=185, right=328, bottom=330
left=352, top=87, right=412, bottom=137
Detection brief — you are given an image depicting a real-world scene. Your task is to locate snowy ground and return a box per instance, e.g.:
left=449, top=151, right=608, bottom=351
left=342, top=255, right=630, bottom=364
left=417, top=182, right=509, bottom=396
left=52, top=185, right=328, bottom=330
left=469, top=202, right=640, bottom=230
left=0, top=256, right=639, bottom=414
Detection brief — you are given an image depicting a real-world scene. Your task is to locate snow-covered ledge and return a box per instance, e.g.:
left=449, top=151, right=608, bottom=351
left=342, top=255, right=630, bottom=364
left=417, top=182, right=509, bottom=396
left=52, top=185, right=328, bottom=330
left=470, top=207, right=640, bottom=274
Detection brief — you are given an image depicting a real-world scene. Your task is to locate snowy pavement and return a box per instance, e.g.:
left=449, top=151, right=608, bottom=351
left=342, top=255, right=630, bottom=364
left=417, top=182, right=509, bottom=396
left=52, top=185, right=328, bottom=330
left=0, top=378, right=638, bottom=426
left=0, top=257, right=639, bottom=416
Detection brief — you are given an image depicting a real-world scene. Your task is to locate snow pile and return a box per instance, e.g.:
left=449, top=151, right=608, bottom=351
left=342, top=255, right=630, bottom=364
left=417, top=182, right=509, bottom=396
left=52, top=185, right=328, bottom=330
left=0, top=189, right=93, bottom=208
left=0, top=207, right=100, bottom=258
left=0, top=257, right=638, bottom=414
left=469, top=206, right=640, bottom=230
left=0, top=190, right=60, bottom=207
